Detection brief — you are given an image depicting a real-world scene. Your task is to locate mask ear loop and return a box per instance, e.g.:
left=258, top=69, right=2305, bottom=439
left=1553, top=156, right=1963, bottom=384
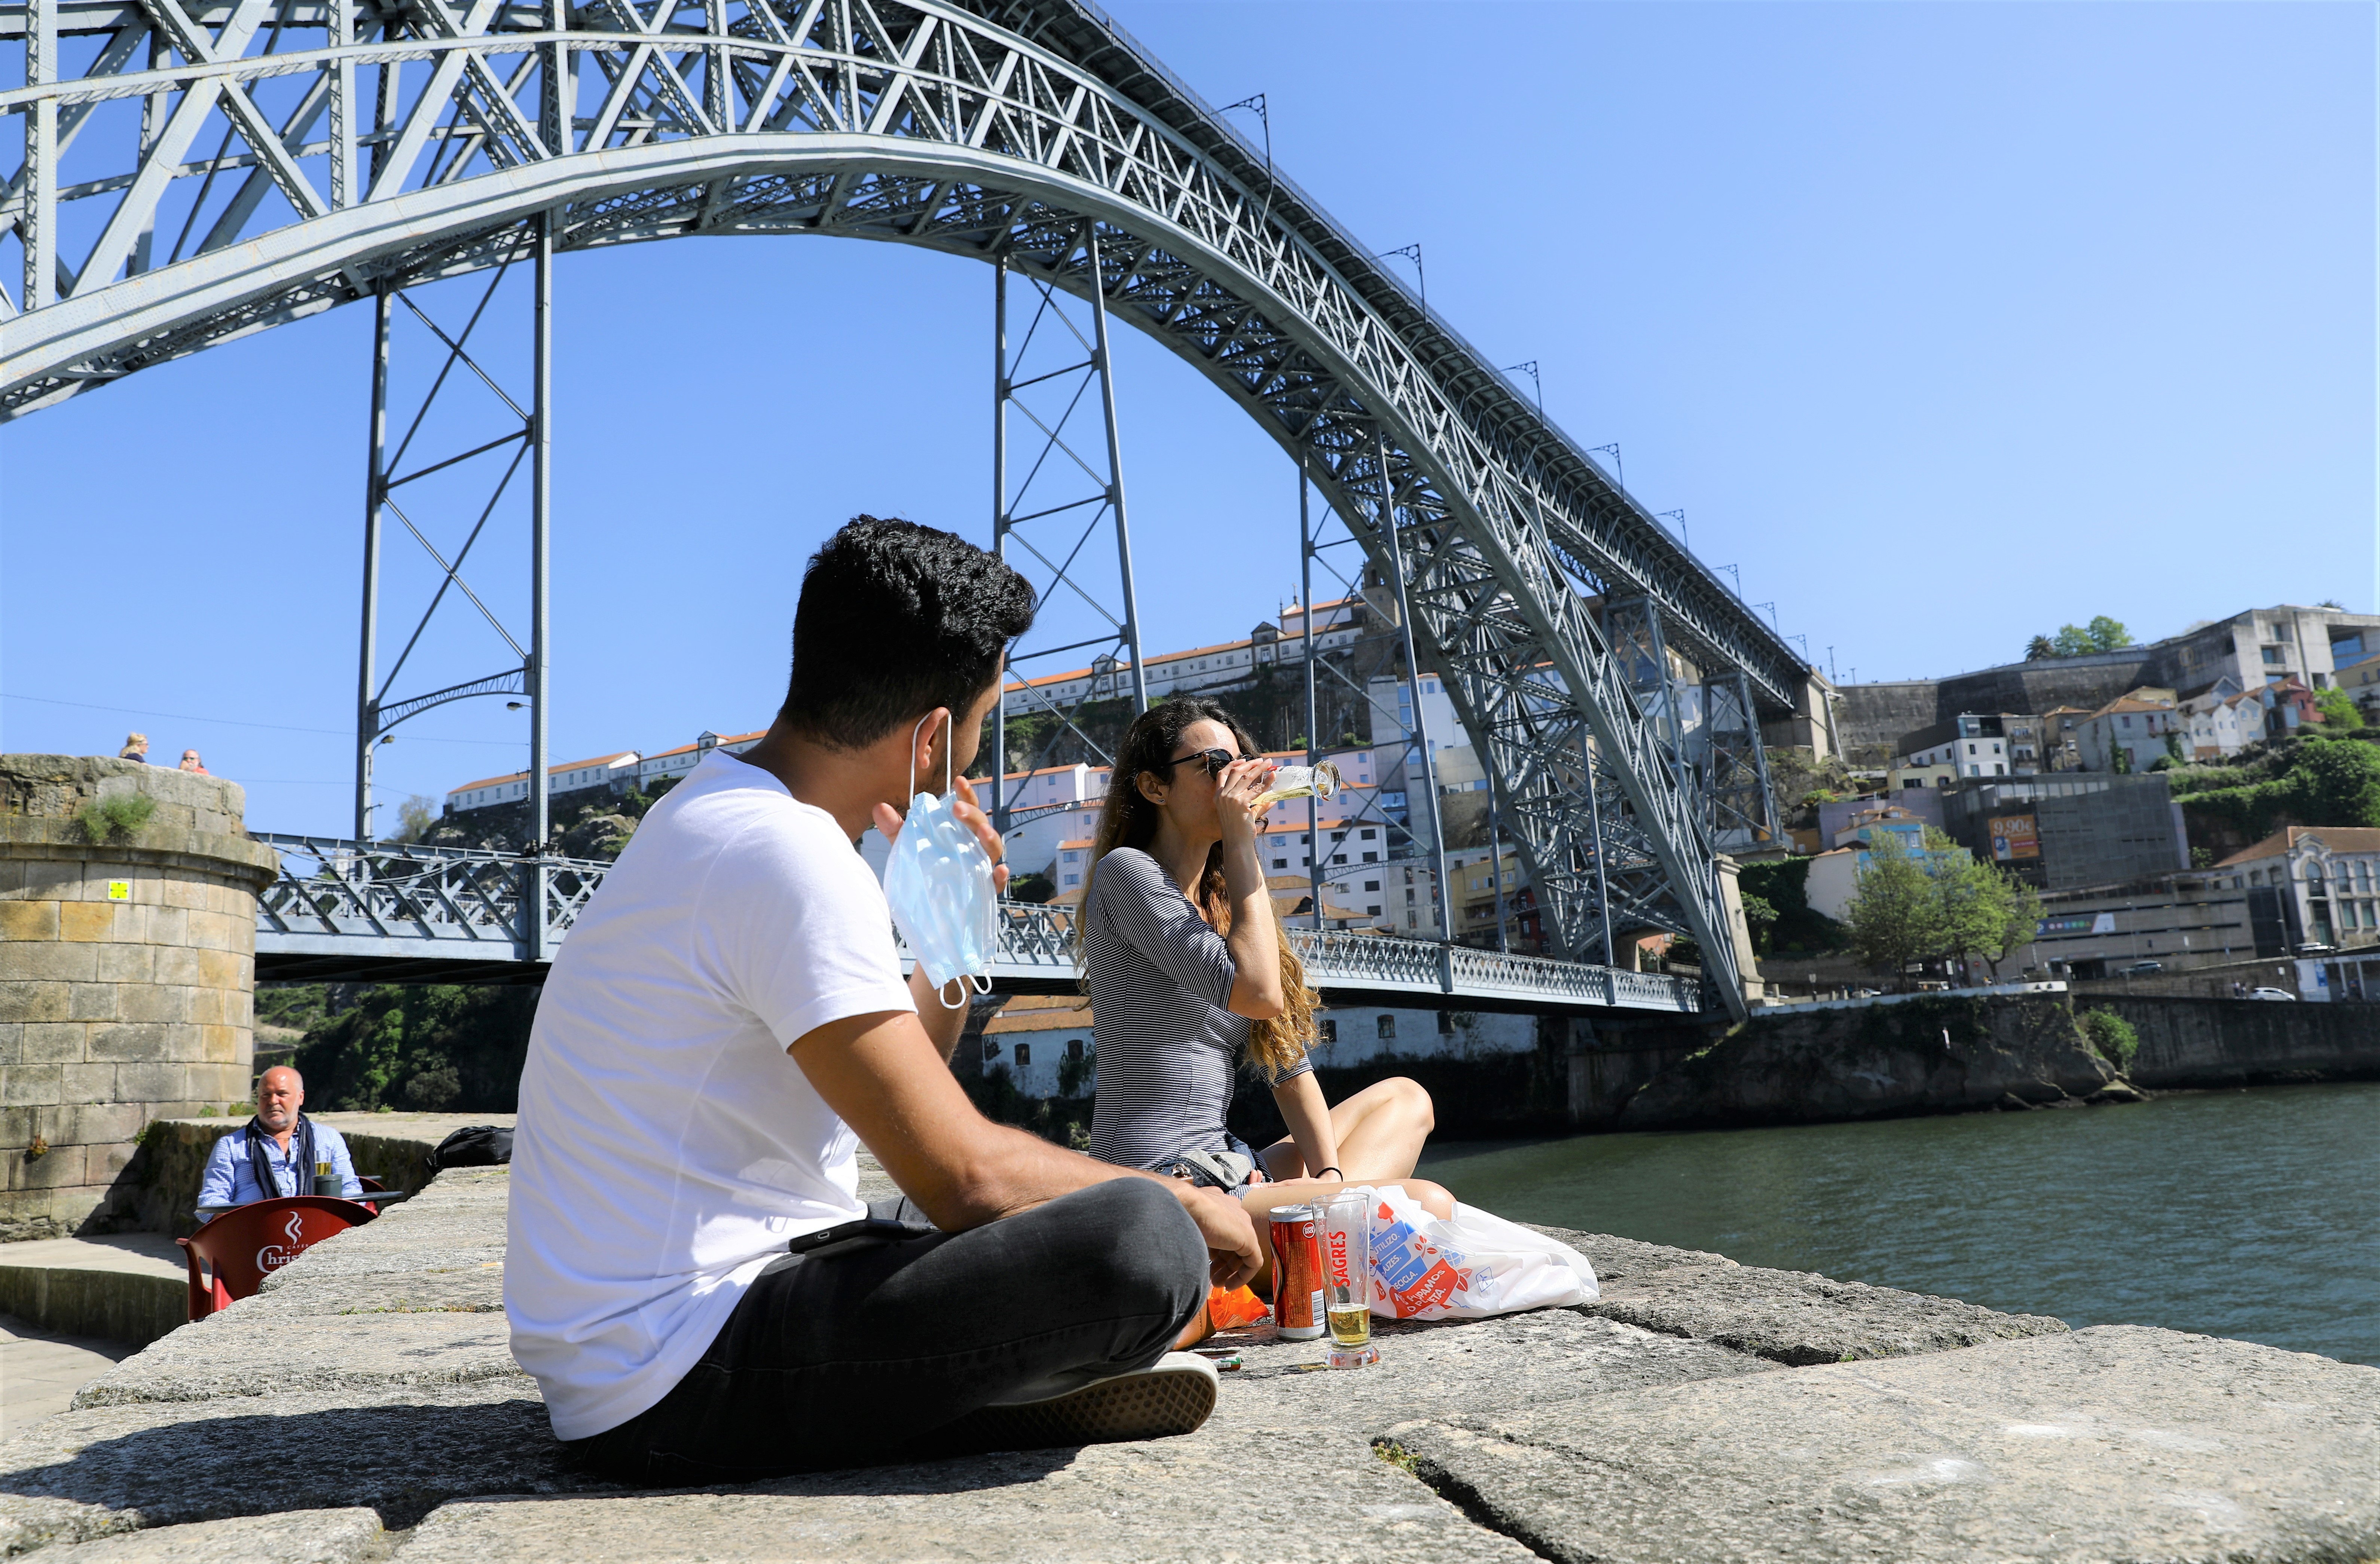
left=937, top=976, right=968, bottom=1010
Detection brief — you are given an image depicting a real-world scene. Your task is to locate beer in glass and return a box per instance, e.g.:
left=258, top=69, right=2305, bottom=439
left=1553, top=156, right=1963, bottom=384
left=1320, top=1191, right=1378, bottom=1368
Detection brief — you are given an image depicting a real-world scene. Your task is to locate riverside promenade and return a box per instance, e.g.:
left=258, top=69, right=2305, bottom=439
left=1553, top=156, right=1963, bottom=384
left=0, top=1156, right=2372, bottom=1562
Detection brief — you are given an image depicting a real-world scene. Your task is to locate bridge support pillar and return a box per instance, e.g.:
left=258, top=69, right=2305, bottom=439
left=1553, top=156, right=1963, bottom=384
left=0, top=756, right=278, bottom=1240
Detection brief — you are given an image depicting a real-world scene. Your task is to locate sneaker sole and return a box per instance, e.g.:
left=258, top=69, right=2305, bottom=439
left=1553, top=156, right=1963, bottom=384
left=947, top=1353, right=1218, bottom=1453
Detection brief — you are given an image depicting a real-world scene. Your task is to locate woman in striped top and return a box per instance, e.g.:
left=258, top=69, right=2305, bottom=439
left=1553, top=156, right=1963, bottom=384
left=1079, top=699, right=1452, bottom=1279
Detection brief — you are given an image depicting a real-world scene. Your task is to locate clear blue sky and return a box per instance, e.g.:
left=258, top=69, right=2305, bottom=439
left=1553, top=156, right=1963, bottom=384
left=3, top=1, right=2370, bottom=837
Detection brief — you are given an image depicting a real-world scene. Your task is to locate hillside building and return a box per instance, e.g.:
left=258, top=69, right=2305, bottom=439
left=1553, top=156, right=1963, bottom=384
left=1939, top=774, right=2189, bottom=892
left=444, top=751, right=641, bottom=814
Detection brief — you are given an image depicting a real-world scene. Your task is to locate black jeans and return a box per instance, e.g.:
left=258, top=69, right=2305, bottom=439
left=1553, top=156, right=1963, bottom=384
left=568, top=1179, right=1209, bottom=1485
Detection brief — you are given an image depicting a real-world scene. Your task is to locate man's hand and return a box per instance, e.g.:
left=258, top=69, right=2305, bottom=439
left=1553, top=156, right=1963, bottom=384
left=870, top=773, right=1008, bottom=893
left=1171, top=1179, right=1262, bottom=1289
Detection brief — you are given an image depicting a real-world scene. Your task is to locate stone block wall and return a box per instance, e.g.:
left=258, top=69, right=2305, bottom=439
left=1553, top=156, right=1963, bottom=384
left=2094, top=994, right=2380, bottom=1090
left=0, top=756, right=279, bottom=1240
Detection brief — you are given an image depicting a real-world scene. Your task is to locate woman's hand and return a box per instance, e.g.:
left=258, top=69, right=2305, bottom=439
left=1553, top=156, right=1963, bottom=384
left=1213, top=757, right=1275, bottom=844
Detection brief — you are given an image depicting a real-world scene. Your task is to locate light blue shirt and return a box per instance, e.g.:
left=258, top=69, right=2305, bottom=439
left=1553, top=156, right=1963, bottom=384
left=196, top=1120, right=358, bottom=1220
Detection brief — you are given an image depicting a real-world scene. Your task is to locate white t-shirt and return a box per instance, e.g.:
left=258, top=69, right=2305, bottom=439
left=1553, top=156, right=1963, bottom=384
left=505, top=748, right=915, bottom=1440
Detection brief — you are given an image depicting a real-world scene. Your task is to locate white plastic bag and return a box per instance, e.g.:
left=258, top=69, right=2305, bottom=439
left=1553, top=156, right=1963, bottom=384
left=1359, top=1184, right=1599, bottom=1320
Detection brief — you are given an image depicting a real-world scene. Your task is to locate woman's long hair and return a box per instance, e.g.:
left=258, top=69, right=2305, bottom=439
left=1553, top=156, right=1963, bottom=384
left=1082, top=699, right=1319, bottom=1080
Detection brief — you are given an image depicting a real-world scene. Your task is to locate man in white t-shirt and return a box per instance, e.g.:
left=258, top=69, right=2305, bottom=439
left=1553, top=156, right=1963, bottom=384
left=507, top=517, right=1261, bottom=1484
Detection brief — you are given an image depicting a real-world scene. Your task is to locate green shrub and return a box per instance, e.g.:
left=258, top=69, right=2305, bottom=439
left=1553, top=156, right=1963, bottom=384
left=2081, top=1007, right=2139, bottom=1070
left=76, top=793, right=156, bottom=845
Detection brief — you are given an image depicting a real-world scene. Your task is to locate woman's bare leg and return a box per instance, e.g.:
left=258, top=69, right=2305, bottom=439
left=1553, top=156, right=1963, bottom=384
left=1261, top=1077, right=1439, bottom=1184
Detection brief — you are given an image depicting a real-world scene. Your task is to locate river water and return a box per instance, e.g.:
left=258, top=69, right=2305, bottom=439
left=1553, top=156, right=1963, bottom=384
left=1418, top=1080, right=2379, bottom=1367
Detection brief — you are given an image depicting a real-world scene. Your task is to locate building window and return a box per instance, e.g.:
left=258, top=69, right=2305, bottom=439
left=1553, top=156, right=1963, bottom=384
left=1363, top=852, right=1378, bottom=863
left=1319, top=1019, right=1337, bottom=1043
left=1363, top=880, right=1380, bottom=892
left=1367, top=903, right=1382, bottom=915
left=1360, top=829, right=1377, bottom=841
left=983, top=1039, right=1000, bottom=1061
left=1376, top=1014, right=1397, bottom=1040
left=1332, top=854, right=1347, bottom=865
left=1066, top=1038, right=1084, bottom=1061
left=1014, top=1043, right=1030, bottom=1068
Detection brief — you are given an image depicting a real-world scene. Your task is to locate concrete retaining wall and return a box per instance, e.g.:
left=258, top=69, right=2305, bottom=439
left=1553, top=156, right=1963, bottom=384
left=2092, top=995, right=2380, bottom=1089
left=0, top=1257, right=183, bottom=1349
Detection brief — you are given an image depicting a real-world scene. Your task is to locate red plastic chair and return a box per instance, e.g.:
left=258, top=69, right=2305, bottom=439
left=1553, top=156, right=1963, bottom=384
left=176, top=1196, right=378, bottom=1321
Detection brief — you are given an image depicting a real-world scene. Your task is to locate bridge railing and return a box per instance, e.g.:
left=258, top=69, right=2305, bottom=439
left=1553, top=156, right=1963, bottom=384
left=252, top=834, right=611, bottom=956
left=251, top=837, right=1699, bottom=1012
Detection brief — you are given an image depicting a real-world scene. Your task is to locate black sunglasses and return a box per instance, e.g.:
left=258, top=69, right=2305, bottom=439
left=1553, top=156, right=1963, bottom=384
left=1156, top=747, right=1244, bottom=778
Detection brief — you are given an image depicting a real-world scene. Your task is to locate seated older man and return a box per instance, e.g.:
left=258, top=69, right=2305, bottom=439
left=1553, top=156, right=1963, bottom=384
left=196, top=1066, right=358, bottom=1220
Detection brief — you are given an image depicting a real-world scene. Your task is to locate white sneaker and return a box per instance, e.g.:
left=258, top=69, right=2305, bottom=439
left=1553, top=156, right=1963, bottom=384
left=953, top=1352, right=1219, bottom=1451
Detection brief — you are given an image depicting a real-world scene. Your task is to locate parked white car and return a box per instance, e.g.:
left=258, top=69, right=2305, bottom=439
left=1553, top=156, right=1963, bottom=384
left=2246, top=987, right=2297, bottom=1001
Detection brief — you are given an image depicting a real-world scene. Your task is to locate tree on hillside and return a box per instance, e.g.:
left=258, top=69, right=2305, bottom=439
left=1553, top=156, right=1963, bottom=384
left=2025, top=634, right=2057, bottom=661
left=388, top=795, right=436, bottom=844
left=1934, top=846, right=2012, bottom=978
left=1842, top=830, right=1943, bottom=988
left=2171, top=734, right=2380, bottom=842
left=2085, top=615, right=2133, bottom=652
left=2315, top=687, right=2365, bottom=732
left=2048, top=617, right=2134, bottom=658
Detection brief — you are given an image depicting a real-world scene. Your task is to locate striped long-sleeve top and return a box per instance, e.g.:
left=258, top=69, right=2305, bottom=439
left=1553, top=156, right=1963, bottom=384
left=1082, top=847, right=1312, bottom=1170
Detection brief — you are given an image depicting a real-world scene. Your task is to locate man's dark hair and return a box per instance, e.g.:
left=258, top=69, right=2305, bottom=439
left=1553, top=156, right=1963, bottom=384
left=780, top=516, right=1036, bottom=750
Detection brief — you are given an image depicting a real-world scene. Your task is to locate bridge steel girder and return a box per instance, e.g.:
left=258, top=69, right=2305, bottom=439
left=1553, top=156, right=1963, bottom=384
left=0, top=0, right=1776, bottom=1016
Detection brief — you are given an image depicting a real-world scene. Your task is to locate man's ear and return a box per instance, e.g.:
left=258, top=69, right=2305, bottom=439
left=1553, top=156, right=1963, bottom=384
left=911, top=707, right=952, bottom=793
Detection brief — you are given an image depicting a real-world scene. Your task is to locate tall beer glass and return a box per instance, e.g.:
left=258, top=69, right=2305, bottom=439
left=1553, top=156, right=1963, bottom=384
left=1320, top=1192, right=1378, bottom=1368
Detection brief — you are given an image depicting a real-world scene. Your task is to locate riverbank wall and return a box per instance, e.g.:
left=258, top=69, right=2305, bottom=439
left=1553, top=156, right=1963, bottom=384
left=2094, top=995, right=2380, bottom=1090
left=1222, top=991, right=2380, bottom=1143
left=1615, top=994, right=2121, bottom=1132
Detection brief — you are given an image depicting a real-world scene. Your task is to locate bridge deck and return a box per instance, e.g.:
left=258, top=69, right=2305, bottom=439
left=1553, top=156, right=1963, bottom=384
left=251, top=837, right=1701, bottom=1016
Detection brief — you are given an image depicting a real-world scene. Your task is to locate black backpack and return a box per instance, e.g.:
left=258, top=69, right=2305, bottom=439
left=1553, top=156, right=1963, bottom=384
left=429, top=1124, right=513, bottom=1171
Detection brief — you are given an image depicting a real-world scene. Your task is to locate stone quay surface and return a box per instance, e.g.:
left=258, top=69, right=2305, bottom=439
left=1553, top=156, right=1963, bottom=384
left=0, top=757, right=278, bottom=1242
left=0, top=1156, right=2371, bottom=1561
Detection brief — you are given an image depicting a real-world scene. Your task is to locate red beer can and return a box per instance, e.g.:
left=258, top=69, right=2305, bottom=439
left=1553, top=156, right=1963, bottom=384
left=1268, top=1204, right=1326, bottom=1340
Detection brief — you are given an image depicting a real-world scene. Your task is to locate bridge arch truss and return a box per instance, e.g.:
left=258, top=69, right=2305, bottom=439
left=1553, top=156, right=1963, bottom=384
left=2, top=0, right=1809, bottom=1016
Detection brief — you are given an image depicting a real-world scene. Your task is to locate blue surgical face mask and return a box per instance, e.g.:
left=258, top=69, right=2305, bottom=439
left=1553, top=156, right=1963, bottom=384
left=882, top=711, right=999, bottom=1010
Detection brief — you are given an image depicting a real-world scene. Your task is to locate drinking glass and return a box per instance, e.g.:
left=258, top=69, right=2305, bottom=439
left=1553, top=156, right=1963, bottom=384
left=1252, top=761, right=1342, bottom=812
left=1320, top=1191, right=1378, bottom=1368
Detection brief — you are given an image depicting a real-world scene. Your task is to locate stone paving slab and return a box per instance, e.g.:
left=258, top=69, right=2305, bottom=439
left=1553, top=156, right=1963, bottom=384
left=255, top=1172, right=509, bottom=1293
left=1539, top=1225, right=2070, bottom=1365
left=71, top=1310, right=522, bottom=1406
left=1205, top=1307, right=1773, bottom=1438
left=0, top=1383, right=614, bottom=1553
left=235, top=1264, right=504, bottom=1318
left=1389, top=1325, right=2380, bottom=1564
left=0, top=1317, right=130, bottom=1436
left=32, top=1507, right=383, bottom=1563
left=390, top=1428, right=1539, bottom=1564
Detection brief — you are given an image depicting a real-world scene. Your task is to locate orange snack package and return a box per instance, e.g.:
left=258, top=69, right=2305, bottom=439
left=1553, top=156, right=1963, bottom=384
left=1207, top=1283, right=1271, bottom=1331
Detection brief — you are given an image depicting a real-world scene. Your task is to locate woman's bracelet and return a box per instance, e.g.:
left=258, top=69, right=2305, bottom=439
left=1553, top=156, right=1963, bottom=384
left=1315, top=1166, right=1343, bottom=1181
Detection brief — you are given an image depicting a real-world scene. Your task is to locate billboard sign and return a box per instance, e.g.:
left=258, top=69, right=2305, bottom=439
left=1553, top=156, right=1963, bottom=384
left=2037, top=912, right=2117, bottom=937
left=1989, top=814, right=2040, bottom=862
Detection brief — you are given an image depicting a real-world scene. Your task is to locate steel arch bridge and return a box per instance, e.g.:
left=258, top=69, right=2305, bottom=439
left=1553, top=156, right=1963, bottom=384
left=1, top=0, right=1805, bottom=1019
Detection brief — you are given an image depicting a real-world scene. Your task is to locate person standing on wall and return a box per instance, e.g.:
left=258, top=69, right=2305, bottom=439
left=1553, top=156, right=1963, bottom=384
left=506, top=517, right=1261, bottom=1487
